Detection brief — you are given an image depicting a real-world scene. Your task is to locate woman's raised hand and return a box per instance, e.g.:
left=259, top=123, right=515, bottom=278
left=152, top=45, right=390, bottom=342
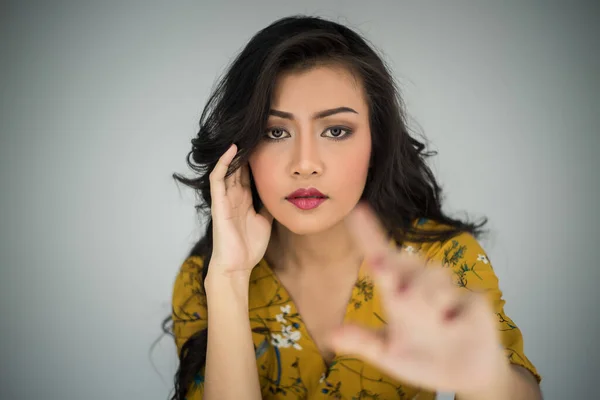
left=330, top=203, right=508, bottom=395
left=207, top=144, right=273, bottom=280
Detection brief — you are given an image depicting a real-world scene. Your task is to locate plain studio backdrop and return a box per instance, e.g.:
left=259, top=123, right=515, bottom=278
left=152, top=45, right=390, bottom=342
left=1, top=1, right=598, bottom=399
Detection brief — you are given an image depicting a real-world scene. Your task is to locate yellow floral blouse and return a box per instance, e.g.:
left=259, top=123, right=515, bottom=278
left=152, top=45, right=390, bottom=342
left=172, top=219, right=540, bottom=399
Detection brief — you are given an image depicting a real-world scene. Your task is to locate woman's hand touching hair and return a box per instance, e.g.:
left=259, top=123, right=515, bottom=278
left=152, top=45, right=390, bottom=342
left=206, top=144, right=273, bottom=283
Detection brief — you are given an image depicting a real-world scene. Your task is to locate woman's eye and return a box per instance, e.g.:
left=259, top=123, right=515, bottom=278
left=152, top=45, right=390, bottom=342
left=265, top=128, right=289, bottom=140
left=322, top=127, right=352, bottom=139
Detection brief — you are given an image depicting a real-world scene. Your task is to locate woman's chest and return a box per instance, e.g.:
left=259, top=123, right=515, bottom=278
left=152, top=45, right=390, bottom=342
left=279, top=274, right=354, bottom=363
left=247, top=267, right=433, bottom=399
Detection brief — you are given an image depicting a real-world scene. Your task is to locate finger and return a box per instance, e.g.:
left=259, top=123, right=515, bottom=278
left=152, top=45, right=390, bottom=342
left=345, top=202, right=391, bottom=264
left=444, top=291, right=500, bottom=357
left=226, top=164, right=242, bottom=191
left=330, top=324, right=387, bottom=366
left=345, top=203, right=419, bottom=297
left=332, top=325, right=422, bottom=389
left=209, top=144, right=237, bottom=204
left=402, top=264, right=454, bottom=304
left=346, top=203, right=420, bottom=274
left=391, top=250, right=428, bottom=294
left=377, top=251, right=423, bottom=303
left=240, top=163, right=251, bottom=187
left=443, top=290, right=489, bottom=325
left=419, top=267, right=460, bottom=317
left=392, top=266, right=455, bottom=331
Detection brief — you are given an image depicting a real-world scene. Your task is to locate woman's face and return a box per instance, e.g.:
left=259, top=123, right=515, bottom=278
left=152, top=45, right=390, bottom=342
left=249, top=65, right=372, bottom=235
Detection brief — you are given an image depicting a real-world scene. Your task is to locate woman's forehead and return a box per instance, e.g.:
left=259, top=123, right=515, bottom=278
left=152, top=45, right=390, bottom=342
left=270, top=65, right=367, bottom=114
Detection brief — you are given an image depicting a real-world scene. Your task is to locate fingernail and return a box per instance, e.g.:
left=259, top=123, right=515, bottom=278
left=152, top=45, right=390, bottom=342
left=398, top=280, right=410, bottom=293
left=368, top=255, right=386, bottom=271
left=444, top=308, right=459, bottom=321
left=397, top=272, right=415, bottom=293
left=443, top=302, right=465, bottom=321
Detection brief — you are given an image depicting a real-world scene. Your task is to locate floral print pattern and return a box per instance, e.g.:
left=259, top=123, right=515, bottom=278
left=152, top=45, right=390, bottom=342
left=172, top=219, right=540, bottom=399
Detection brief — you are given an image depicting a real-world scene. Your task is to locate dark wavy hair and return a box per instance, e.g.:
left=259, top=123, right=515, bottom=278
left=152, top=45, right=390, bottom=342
left=162, top=15, right=487, bottom=400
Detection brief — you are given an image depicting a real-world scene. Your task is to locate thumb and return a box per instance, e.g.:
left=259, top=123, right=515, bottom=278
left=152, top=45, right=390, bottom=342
left=330, top=324, right=387, bottom=364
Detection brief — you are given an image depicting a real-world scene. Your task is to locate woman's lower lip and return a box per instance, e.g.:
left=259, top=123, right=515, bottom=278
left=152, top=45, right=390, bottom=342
left=286, top=197, right=327, bottom=210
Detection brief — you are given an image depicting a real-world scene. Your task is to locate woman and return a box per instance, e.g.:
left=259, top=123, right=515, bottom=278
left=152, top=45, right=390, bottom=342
left=166, top=15, right=542, bottom=399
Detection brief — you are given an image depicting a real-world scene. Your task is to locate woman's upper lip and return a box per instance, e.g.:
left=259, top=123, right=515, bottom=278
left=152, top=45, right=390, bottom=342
left=286, top=187, right=328, bottom=199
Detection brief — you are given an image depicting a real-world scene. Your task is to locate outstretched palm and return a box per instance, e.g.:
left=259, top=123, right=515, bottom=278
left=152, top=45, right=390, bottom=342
left=331, top=204, right=507, bottom=394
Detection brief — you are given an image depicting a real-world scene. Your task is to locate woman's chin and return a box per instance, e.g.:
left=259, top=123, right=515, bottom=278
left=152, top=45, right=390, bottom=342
left=274, top=215, right=340, bottom=236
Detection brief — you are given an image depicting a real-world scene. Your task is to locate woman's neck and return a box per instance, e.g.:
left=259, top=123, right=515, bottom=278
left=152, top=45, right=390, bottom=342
left=265, top=221, right=363, bottom=276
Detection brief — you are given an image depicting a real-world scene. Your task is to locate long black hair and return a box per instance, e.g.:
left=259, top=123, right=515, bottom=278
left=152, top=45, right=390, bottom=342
left=163, top=15, right=487, bottom=400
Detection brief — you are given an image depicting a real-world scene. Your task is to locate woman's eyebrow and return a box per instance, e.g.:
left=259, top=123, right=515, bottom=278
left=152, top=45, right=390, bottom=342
left=268, top=107, right=358, bottom=120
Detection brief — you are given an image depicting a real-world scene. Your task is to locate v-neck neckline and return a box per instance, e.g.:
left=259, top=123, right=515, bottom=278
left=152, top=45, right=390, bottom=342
left=254, top=238, right=399, bottom=376
left=257, top=256, right=370, bottom=372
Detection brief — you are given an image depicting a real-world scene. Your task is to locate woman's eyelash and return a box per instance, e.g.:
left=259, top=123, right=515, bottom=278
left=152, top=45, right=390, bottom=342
left=264, top=127, right=290, bottom=141
left=322, top=126, right=353, bottom=140
left=263, top=126, right=353, bottom=141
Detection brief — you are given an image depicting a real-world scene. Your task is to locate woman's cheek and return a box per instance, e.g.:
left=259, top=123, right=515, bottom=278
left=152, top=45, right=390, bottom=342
left=249, top=154, right=280, bottom=204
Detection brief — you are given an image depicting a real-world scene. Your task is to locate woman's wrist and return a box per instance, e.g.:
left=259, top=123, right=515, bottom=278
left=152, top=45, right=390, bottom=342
left=455, top=357, right=513, bottom=400
left=205, top=267, right=252, bottom=304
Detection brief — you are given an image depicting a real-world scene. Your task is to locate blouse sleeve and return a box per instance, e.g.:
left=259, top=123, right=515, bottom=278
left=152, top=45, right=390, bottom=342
left=423, top=232, right=541, bottom=383
left=171, top=256, right=208, bottom=399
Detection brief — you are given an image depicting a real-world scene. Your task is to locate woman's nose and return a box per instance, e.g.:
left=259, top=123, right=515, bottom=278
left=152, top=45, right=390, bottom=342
left=290, top=134, right=324, bottom=177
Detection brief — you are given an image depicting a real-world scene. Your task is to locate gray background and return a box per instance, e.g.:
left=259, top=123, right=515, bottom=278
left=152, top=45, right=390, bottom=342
left=1, top=1, right=598, bottom=399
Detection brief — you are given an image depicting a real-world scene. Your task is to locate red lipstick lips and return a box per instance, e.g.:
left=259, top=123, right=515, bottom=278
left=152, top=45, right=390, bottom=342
left=285, top=187, right=328, bottom=210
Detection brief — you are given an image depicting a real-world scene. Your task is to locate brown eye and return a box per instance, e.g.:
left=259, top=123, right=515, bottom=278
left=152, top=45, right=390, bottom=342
left=265, top=128, right=290, bottom=141
left=322, top=126, right=352, bottom=140
left=329, top=128, right=343, bottom=137
left=271, top=129, right=284, bottom=137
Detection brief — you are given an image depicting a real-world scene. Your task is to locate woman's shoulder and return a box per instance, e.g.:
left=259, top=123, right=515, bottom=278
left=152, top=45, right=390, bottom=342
left=172, top=255, right=206, bottom=301
left=179, top=255, right=205, bottom=271
left=404, top=218, right=485, bottom=261
left=171, top=255, right=208, bottom=355
left=176, top=255, right=205, bottom=281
